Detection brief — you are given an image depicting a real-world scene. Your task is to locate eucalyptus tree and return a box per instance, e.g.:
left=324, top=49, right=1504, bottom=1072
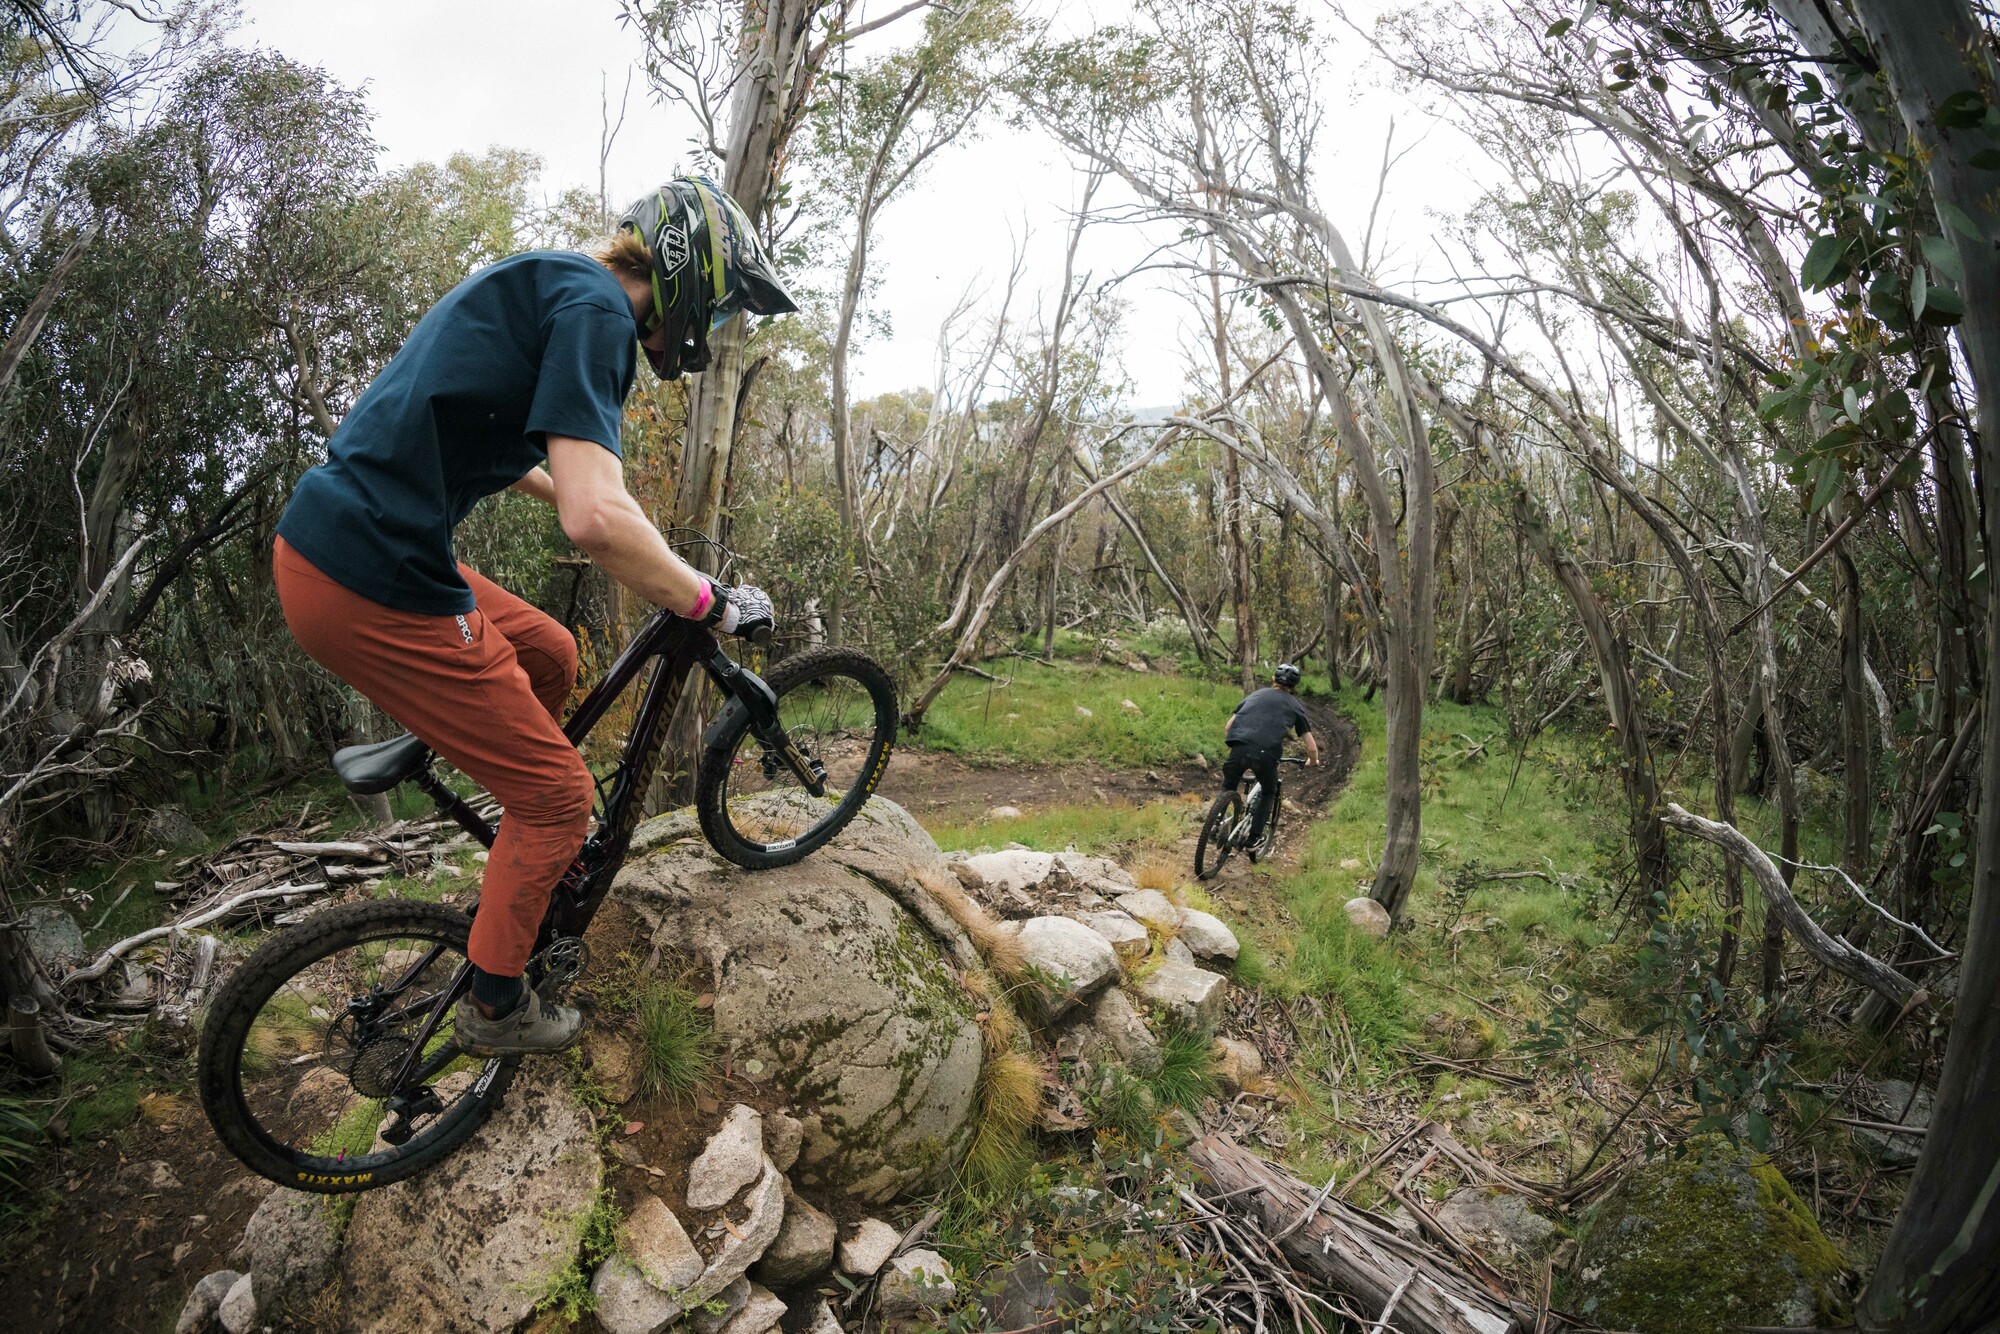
left=803, top=0, right=1016, bottom=605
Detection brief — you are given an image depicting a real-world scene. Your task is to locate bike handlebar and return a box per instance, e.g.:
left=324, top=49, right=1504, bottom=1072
left=1279, top=756, right=1309, bottom=765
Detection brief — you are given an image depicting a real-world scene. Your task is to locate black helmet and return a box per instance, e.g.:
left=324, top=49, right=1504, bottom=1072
left=1274, top=663, right=1302, bottom=688
left=615, top=175, right=798, bottom=379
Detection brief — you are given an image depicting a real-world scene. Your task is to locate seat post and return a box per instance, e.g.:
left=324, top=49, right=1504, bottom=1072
left=416, top=766, right=497, bottom=849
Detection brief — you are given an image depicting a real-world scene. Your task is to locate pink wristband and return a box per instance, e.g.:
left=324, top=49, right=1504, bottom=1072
left=689, top=580, right=713, bottom=622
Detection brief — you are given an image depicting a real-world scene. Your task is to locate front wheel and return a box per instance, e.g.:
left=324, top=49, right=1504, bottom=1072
left=696, top=645, right=898, bottom=870
left=1195, top=789, right=1242, bottom=880
left=197, top=900, right=514, bottom=1193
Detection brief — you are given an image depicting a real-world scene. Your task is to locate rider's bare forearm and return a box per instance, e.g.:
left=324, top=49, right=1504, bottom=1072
left=546, top=437, right=707, bottom=617
left=1306, top=732, right=1321, bottom=765
left=510, top=466, right=558, bottom=505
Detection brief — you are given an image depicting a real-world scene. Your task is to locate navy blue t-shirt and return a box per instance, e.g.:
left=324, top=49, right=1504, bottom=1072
left=278, top=251, right=638, bottom=615
left=1226, top=687, right=1311, bottom=752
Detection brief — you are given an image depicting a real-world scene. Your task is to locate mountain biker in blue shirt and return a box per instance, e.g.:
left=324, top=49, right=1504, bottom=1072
left=1221, top=663, right=1319, bottom=848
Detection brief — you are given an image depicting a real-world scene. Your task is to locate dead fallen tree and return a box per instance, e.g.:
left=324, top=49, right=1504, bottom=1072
left=1662, top=804, right=1923, bottom=1009
left=1186, top=1132, right=1527, bottom=1334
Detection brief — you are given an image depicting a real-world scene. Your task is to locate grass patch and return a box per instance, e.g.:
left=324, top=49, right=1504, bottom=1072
left=310, top=1098, right=383, bottom=1160
left=964, top=1048, right=1043, bottom=1189
left=928, top=796, right=1199, bottom=857
left=635, top=983, right=719, bottom=1101
left=916, top=659, right=1244, bottom=768
left=533, top=1185, right=622, bottom=1322
left=1089, top=1025, right=1219, bottom=1140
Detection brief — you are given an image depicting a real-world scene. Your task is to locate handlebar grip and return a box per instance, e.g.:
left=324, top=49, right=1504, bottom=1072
left=747, top=625, right=774, bottom=647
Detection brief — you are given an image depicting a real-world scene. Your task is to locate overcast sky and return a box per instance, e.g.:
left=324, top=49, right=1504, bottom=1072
left=231, top=0, right=1480, bottom=408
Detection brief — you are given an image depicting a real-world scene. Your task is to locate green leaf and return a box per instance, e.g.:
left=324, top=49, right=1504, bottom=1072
left=1936, top=89, right=1988, bottom=128
left=1799, top=233, right=1851, bottom=290
left=1809, top=456, right=1844, bottom=514
left=1913, top=263, right=1929, bottom=321
left=1648, top=73, right=1668, bottom=94
left=1605, top=79, right=1634, bottom=92
left=1920, top=233, right=1966, bottom=285
left=1939, top=201, right=1985, bottom=242
left=1545, top=17, right=1573, bottom=36
left=1920, top=282, right=1966, bottom=325
left=1972, top=147, right=2000, bottom=169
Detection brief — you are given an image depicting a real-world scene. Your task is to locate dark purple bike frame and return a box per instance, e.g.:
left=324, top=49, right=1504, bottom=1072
left=375, top=609, right=777, bottom=1121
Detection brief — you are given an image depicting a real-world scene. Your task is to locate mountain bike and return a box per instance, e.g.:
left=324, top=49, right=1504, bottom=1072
left=197, top=603, right=896, bottom=1193
left=1193, top=756, right=1306, bottom=880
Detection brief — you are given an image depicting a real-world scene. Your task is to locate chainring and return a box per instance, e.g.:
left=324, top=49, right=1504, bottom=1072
left=532, top=937, right=589, bottom=1004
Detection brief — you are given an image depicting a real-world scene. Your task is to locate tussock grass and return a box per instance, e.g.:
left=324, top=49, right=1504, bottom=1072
left=965, top=1049, right=1044, bottom=1188
left=914, top=865, right=1025, bottom=977
left=636, top=984, right=719, bottom=1101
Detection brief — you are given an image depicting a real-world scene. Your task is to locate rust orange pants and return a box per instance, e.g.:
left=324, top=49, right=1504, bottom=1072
left=273, top=537, right=593, bottom=976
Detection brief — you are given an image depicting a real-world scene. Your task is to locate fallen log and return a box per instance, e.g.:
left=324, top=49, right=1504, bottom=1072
left=270, top=840, right=378, bottom=859
left=62, top=882, right=331, bottom=987
left=1186, top=1133, right=1525, bottom=1334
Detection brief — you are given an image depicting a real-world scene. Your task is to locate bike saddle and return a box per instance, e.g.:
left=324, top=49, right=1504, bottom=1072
left=332, top=733, right=431, bottom=795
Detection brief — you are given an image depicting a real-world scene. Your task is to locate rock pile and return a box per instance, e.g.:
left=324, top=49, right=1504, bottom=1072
left=943, top=845, right=1246, bottom=1096
left=593, top=1103, right=946, bottom=1334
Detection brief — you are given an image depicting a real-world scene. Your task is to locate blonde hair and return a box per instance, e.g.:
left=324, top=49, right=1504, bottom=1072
left=589, top=228, right=653, bottom=282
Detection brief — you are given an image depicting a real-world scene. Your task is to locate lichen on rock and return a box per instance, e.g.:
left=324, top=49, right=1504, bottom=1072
left=615, top=795, right=982, bottom=1203
left=1567, top=1137, right=1846, bottom=1334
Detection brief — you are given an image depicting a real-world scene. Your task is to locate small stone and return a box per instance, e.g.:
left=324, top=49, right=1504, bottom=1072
left=1164, top=936, right=1196, bottom=965
left=1133, top=960, right=1228, bottom=1033
left=687, top=1104, right=765, bottom=1210
left=592, top=1255, right=685, bottom=1334
left=1177, top=909, right=1239, bottom=963
left=753, top=1191, right=837, bottom=1288
left=1343, top=897, right=1391, bottom=938
left=1011, top=916, right=1122, bottom=1022
left=687, top=1162, right=786, bottom=1304
left=765, top=1109, right=804, bottom=1173
left=1074, top=705, right=1093, bottom=718
left=124, top=1159, right=182, bottom=1193
left=1085, top=986, right=1161, bottom=1074
left=472, top=849, right=489, bottom=863
left=987, top=805, right=1023, bottom=820
left=1437, top=1188, right=1556, bottom=1261
left=877, top=1248, right=956, bottom=1316
left=803, top=1299, right=844, bottom=1334
left=24, top=905, right=85, bottom=972
left=1193, top=752, right=1209, bottom=770
left=587, top=1031, right=641, bottom=1105
left=239, top=1187, right=338, bottom=1316
left=1121, top=698, right=1141, bottom=713
left=718, top=1283, right=787, bottom=1334
left=1854, top=1078, right=1933, bottom=1167
left=625, top=1193, right=704, bottom=1290
left=176, top=1270, right=240, bottom=1334
left=1212, top=1036, right=1265, bottom=1094
left=688, top=1277, right=750, bottom=1334
left=216, top=1272, right=256, bottom=1334
left=1338, top=857, right=1363, bottom=870
left=947, top=860, right=985, bottom=892
left=143, top=805, right=203, bottom=850
left=838, top=1218, right=901, bottom=1277
left=1075, top=911, right=1149, bottom=965
left=1114, top=889, right=1183, bottom=931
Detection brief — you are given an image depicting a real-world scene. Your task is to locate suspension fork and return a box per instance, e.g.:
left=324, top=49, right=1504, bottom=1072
left=701, top=649, right=827, bottom=795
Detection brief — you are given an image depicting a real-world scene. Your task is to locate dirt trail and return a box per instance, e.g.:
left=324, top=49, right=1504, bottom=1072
left=876, top=695, right=1358, bottom=827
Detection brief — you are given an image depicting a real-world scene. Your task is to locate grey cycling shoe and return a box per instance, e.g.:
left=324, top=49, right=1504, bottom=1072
left=454, top=990, right=585, bottom=1056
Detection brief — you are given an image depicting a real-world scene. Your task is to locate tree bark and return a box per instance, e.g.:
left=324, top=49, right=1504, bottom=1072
left=1844, top=3, right=2000, bottom=1327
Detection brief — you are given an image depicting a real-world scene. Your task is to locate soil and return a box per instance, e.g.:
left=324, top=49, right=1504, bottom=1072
left=0, top=696, right=1362, bottom=1334
left=878, top=695, right=1358, bottom=827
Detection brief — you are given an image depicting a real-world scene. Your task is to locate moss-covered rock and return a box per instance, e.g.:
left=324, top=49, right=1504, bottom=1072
left=1567, top=1137, right=1845, bottom=1334
left=616, top=795, right=982, bottom=1203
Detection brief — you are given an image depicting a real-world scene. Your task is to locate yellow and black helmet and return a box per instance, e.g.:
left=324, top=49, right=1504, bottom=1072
left=615, top=175, right=797, bottom=378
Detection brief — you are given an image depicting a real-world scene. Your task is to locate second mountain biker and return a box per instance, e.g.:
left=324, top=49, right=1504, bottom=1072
left=271, top=178, right=793, bottom=1057
left=1220, top=663, right=1321, bottom=848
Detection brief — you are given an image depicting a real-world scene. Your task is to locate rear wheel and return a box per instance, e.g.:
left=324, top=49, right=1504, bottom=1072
left=198, top=900, right=513, bottom=1193
left=1251, top=788, right=1281, bottom=862
left=1195, top=789, right=1242, bottom=880
left=695, top=646, right=898, bottom=870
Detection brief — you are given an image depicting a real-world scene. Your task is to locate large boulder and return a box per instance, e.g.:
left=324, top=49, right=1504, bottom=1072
left=616, top=796, right=983, bottom=1202
left=1568, top=1138, right=1845, bottom=1334
left=337, top=1063, right=604, bottom=1332
left=24, top=904, right=84, bottom=973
